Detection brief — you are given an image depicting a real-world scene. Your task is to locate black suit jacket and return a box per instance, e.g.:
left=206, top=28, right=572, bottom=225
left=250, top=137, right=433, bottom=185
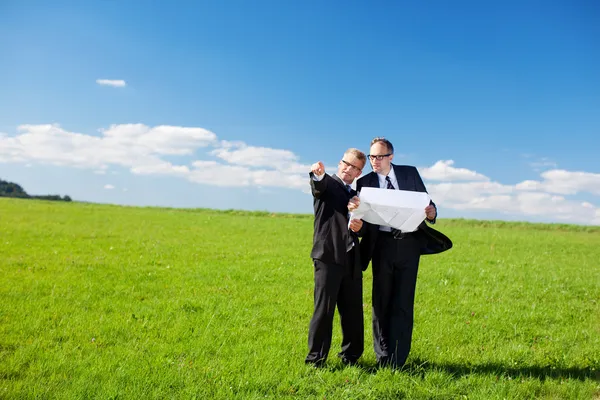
left=356, top=164, right=452, bottom=271
left=310, top=173, right=361, bottom=272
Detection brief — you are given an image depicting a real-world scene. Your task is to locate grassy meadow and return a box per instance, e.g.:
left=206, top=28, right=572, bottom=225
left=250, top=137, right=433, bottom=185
left=0, top=197, right=599, bottom=399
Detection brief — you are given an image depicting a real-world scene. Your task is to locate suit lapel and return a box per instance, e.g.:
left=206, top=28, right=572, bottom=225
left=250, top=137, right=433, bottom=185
left=368, top=171, right=379, bottom=188
left=331, top=174, right=347, bottom=191
left=393, top=164, right=410, bottom=191
left=334, top=174, right=358, bottom=200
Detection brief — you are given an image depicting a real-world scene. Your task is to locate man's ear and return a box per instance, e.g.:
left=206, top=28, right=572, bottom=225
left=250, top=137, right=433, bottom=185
left=389, top=153, right=394, bottom=163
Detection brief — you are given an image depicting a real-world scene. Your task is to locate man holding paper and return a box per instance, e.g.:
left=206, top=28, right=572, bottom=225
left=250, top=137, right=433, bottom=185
left=305, top=148, right=367, bottom=367
left=354, top=137, right=451, bottom=369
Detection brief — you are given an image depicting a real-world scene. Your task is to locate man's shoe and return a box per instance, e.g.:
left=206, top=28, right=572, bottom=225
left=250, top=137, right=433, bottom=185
left=338, top=353, right=358, bottom=366
left=305, top=358, right=325, bottom=368
left=376, top=357, right=391, bottom=369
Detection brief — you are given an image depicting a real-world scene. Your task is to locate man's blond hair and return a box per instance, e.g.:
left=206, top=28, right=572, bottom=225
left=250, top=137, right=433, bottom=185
left=345, top=148, right=367, bottom=168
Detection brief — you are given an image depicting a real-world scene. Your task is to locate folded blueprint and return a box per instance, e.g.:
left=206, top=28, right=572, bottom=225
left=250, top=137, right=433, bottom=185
left=350, top=187, right=430, bottom=232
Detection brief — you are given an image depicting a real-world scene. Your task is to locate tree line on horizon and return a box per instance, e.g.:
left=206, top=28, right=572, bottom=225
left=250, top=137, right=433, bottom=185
left=0, top=178, right=72, bottom=202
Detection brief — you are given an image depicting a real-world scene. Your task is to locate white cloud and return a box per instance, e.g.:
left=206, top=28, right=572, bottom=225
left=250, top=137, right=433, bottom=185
left=101, top=124, right=217, bottom=155
left=419, top=160, right=489, bottom=181
left=428, top=181, right=514, bottom=205
left=4, top=124, right=106, bottom=167
left=208, top=139, right=320, bottom=175
left=1, top=123, right=598, bottom=225
left=521, top=154, right=558, bottom=171
left=515, top=169, right=600, bottom=196
left=419, top=159, right=600, bottom=224
left=0, top=124, right=218, bottom=172
left=188, top=160, right=306, bottom=190
left=0, top=123, right=309, bottom=193
left=530, top=158, right=557, bottom=170
left=131, top=161, right=190, bottom=176
left=96, top=79, right=126, bottom=87
left=211, top=140, right=300, bottom=168
left=428, top=180, right=598, bottom=224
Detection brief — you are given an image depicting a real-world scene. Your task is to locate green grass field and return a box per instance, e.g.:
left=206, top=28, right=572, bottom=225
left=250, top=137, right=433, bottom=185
left=1, top=197, right=599, bottom=399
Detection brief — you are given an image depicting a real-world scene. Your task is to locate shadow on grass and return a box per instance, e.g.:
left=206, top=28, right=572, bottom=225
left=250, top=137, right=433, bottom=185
left=357, top=358, right=599, bottom=381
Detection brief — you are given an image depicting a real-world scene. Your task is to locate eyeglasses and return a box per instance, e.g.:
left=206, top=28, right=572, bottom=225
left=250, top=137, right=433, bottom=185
left=340, top=159, right=362, bottom=172
left=368, top=154, right=392, bottom=161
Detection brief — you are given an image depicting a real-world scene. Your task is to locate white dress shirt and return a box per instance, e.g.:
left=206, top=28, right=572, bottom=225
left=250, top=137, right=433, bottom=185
left=377, top=168, right=398, bottom=232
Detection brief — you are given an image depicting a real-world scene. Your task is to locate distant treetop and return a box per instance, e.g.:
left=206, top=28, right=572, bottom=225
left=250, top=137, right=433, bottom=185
left=0, top=178, right=72, bottom=202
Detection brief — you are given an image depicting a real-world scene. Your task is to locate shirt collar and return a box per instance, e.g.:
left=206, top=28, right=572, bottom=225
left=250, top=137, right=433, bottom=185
left=376, top=166, right=396, bottom=185
left=334, top=174, right=355, bottom=192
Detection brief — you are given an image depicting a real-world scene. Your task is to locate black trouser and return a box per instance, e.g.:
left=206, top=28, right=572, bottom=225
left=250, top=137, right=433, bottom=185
left=306, top=253, right=364, bottom=364
left=371, top=232, right=421, bottom=368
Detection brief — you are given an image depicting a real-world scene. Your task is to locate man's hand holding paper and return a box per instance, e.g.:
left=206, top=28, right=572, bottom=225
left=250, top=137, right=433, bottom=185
left=350, top=187, right=431, bottom=232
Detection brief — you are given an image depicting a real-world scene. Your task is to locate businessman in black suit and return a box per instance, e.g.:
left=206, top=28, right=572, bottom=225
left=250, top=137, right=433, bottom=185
left=306, top=148, right=367, bottom=367
left=354, top=137, right=452, bottom=369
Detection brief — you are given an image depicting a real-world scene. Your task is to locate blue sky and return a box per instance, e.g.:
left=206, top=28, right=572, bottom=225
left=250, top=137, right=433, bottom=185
left=1, top=0, right=599, bottom=224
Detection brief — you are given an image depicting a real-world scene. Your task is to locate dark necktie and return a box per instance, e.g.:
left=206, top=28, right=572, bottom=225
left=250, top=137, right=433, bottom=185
left=385, top=176, right=404, bottom=238
left=385, top=176, right=395, bottom=190
left=346, top=184, right=355, bottom=251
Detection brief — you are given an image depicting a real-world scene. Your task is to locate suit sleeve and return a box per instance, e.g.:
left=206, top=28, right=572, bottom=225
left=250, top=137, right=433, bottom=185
left=354, top=177, right=370, bottom=235
left=413, top=166, right=437, bottom=224
left=309, top=172, right=329, bottom=198
left=413, top=166, right=428, bottom=194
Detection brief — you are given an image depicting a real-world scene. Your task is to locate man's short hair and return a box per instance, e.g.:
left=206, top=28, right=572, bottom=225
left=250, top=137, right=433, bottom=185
left=370, top=137, right=394, bottom=154
left=345, top=148, right=367, bottom=167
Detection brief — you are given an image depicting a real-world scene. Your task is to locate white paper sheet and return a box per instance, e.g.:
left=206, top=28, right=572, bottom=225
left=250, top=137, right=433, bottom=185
left=350, top=187, right=430, bottom=232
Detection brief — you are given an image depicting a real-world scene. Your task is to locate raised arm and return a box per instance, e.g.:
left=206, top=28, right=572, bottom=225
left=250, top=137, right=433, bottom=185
left=309, top=161, right=328, bottom=198
left=413, top=166, right=437, bottom=223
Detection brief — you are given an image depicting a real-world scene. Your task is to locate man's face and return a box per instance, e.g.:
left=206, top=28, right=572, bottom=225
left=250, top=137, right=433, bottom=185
left=337, top=153, right=365, bottom=185
left=369, top=142, right=394, bottom=174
